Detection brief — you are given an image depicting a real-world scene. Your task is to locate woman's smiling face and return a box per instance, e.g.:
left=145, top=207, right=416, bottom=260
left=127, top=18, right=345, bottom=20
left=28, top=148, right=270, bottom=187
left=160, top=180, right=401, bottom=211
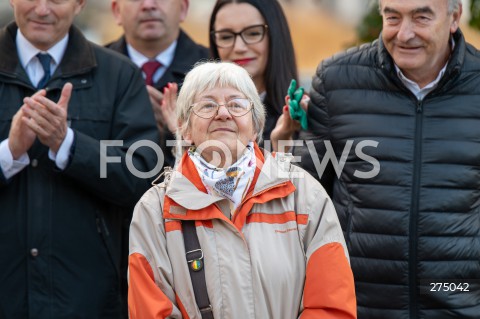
left=184, top=86, right=257, bottom=166
left=213, top=3, right=269, bottom=93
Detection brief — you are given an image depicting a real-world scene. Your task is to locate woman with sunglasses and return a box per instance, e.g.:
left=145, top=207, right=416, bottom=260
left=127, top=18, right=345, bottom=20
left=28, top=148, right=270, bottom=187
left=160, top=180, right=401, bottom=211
left=159, top=0, right=305, bottom=153
left=128, top=61, right=356, bottom=319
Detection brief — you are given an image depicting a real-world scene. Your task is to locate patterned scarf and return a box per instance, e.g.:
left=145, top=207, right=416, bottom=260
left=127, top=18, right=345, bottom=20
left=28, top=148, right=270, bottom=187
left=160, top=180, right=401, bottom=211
left=188, top=142, right=256, bottom=213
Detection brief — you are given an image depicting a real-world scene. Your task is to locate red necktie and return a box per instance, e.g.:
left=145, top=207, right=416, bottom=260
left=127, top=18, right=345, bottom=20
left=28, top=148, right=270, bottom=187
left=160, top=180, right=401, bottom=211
left=141, top=60, right=162, bottom=86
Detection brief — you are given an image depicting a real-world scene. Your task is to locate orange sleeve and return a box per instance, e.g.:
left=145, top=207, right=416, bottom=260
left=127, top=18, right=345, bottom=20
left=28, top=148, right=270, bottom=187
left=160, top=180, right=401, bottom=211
left=128, top=253, right=174, bottom=319
left=300, top=243, right=357, bottom=319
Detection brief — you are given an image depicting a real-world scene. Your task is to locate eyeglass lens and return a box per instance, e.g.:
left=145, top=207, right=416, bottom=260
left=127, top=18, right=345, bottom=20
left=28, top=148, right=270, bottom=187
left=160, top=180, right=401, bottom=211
left=213, top=25, right=267, bottom=48
left=192, top=99, right=252, bottom=118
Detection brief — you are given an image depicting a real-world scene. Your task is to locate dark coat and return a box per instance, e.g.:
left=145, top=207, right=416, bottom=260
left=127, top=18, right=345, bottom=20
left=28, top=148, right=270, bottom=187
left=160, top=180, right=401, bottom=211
left=296, top=30, right=480, bottom=319
left=106, top=30, right=210, bottom=167
left=263, top=100, right=281, bottom=145
left=0, top=23, right=159, bottom=318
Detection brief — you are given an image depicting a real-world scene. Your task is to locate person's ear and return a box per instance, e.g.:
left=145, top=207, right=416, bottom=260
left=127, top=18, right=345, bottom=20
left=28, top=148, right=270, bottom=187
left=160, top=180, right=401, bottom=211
left=75, top=0, right=86, bottom=15
left=179, top=0, right=189, bottom=23
left=111, top=0, right=123, bottom=26
left=450, top=3, right=462, bottom=33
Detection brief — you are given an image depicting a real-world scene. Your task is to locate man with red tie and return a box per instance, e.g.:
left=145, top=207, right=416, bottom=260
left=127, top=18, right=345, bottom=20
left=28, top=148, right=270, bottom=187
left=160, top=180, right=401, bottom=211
left=107, top=0, right=209, bottom=168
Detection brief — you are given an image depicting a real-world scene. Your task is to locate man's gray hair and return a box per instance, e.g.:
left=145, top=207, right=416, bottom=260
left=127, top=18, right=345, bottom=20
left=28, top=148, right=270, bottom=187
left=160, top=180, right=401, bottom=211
left=447, top=0, right=462, bottom=13
left=378, top=0, right=461, bottom=14
left=176, top=61, right=266, bottom=150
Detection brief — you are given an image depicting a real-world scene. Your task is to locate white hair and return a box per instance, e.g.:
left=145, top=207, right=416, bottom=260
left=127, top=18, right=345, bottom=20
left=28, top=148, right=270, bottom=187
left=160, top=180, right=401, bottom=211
left=175, top=61, right=266, bottom=153
left=378, top=0, right=461, bottom=14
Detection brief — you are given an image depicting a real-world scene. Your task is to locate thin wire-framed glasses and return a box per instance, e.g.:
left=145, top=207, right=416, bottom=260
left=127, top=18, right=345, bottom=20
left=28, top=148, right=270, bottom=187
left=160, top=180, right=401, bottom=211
left=211, top=24, right=268, bottom=48
left=189, top=98, right=253, bottom=119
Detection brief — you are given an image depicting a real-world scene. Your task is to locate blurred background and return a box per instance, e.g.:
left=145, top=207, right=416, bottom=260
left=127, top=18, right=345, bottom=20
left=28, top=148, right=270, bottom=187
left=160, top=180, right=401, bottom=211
left=2, top=0, right=480, bottom=89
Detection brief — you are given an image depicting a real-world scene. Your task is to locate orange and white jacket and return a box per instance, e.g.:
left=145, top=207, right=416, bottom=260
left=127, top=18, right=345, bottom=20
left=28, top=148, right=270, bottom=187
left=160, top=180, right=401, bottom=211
left=128, top=145, right=356, bottom=319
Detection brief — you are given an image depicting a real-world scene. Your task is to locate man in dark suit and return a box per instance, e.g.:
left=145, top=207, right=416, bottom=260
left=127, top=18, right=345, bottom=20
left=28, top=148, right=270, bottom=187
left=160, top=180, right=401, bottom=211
left=107, top=0, right=209, bottom=167
left=106, top=3, right=208, bottom=313
left=0, top=0, right=159, bottom=318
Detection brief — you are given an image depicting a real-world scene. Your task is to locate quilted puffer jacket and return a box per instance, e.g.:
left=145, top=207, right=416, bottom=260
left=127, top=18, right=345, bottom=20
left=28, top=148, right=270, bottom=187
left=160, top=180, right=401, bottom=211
left=296, top=29, right=480, bottom=319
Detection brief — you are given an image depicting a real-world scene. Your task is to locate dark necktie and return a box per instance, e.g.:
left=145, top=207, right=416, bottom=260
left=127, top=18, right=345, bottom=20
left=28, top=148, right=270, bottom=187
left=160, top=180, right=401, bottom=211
left=36, top=53, right=52, bottom=89
left=141, top=60, right=162, bottom=86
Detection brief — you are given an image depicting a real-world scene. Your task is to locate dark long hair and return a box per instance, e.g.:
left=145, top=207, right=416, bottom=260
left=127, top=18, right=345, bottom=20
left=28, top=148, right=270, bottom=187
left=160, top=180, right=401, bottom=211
left=209, top=0, right=298, bottom=116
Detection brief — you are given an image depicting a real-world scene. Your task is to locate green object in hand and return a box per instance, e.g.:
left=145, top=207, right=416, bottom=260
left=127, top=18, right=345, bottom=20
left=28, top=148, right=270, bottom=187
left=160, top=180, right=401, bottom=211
left=287, top=79, right=308, bottom=130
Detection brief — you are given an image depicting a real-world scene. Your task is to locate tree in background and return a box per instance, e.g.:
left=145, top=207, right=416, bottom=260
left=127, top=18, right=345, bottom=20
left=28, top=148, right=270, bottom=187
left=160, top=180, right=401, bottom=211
left=470, top=0, right=480, bottom=30
left=356, top=2, right=382, bottom=44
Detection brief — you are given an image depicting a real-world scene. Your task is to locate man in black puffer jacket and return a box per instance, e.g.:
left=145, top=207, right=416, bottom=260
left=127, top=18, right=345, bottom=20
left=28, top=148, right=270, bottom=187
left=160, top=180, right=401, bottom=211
left=296, top=0, right=480, bottom=318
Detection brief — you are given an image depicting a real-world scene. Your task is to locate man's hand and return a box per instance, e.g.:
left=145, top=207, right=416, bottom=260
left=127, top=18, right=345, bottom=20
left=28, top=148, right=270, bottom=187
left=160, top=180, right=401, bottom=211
left=147, top=82, right=178, bottom=134
left=22, top=83, right=72, bottom=153
left=8, top=90, right=47, bottom=159
left=147, top=84, right=165, bottom=132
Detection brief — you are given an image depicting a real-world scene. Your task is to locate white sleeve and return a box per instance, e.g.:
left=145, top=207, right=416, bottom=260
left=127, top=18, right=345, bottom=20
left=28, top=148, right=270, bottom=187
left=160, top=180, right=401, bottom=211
left=0, top=139, right=30, bottom=179
left=48, top=128, right=74, bottom=170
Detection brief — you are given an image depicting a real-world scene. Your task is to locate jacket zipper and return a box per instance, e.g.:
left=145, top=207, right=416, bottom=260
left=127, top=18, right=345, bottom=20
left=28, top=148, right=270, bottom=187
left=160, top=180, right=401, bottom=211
left=387, top=58, right=459, bottom=319
left=96, top=215, right=120, bottom=279
left=410, top=99, right=423, bottom=318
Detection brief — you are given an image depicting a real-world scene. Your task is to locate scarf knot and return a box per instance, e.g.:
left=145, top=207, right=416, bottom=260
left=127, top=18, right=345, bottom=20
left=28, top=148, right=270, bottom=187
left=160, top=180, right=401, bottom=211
left=188, top=142, right=256, bottom=213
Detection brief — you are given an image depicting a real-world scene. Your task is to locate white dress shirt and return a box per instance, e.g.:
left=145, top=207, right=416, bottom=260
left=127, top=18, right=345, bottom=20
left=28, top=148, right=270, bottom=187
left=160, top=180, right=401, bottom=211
left=126, top=40, right=177, bottom=84
left=0, top=30, right=74, bottom=179
left=395, top=64, right=448, bottom=101
left=395, top=38, right=455, bottom=101
left=16, top=30, right=67, bottom=87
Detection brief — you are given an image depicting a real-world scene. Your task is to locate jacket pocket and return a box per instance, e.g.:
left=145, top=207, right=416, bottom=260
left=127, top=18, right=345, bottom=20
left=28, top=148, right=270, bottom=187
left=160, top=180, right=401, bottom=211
left=68, top=103, right=111, bottom=139
left=95, top=212, right=120, bottom=280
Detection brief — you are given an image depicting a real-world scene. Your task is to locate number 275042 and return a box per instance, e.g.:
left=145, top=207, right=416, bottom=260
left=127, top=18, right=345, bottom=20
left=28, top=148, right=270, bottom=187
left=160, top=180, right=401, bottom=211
left=429, top=282, right=470, bottom=292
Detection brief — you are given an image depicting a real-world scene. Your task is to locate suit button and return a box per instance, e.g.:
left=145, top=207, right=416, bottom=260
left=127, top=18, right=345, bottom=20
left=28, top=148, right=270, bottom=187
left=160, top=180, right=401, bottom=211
left=31, top=159, right=38, bottom=167
left=30, top=248, right=39, bottom=257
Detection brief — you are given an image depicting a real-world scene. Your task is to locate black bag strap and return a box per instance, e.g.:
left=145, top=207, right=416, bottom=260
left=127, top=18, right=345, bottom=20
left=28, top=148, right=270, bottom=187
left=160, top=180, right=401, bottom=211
left=182, top=220, right=214, bottom=319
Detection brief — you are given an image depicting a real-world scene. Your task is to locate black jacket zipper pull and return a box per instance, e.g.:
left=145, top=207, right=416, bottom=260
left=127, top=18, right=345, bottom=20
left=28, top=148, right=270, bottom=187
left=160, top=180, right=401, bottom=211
left=416, top=100, right=423, bottom=113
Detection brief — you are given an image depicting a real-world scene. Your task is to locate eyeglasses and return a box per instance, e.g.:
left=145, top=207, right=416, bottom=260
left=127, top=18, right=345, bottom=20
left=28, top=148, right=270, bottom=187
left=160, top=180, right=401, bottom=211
left=189, top=98, right=253, bottom=119
left=211, top=24, right=268, bottom=48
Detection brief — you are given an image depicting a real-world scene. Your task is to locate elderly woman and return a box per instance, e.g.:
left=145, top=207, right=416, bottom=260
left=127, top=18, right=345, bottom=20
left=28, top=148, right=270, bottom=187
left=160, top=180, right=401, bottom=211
left=127, top=62, right=356, bottom=319
left=154, top=0, right=307, bottom=153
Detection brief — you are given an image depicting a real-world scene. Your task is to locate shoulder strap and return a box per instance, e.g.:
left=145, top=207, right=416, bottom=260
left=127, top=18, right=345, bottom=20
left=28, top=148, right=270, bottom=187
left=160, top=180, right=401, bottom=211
left=156, top=169, right=213, bottom=317
left=182, top=221, right=214, bottom=319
